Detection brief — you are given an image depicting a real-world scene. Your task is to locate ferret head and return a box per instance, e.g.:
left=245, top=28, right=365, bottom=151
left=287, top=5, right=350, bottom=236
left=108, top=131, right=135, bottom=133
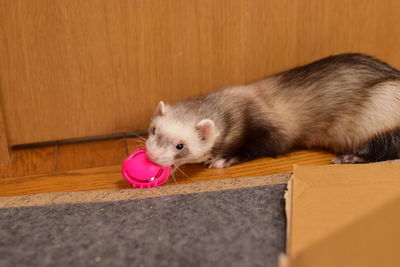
left=145, top=101, right=219, bottom=167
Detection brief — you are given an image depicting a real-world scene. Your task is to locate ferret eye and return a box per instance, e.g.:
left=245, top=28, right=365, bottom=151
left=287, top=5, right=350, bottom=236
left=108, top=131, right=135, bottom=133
left=176, top=144, right=184, bottom=150
left=150, top=127, right=156, bottom=135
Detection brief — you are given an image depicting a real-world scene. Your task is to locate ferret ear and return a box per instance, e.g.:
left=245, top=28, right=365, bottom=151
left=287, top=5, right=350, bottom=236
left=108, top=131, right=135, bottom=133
left=196, top=119, right=215, bottom=141
left=154, top=101, right=166, bottom=116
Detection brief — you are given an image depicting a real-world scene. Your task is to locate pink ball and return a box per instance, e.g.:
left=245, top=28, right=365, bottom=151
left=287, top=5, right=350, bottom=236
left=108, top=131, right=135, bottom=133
left=121, top=148, right=171, bottom=188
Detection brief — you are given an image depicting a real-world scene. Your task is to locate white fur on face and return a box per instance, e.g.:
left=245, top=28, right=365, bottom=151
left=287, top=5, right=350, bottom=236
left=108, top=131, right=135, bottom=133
left=145, top=135, right=175, bottom=167
left=145, top=111, right=218, bottom=167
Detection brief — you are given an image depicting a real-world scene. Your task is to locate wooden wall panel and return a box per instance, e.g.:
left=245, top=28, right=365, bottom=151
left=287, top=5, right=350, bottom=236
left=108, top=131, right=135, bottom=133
left=1, top=0, right=400, bottom=145
left=295, top=0, right=400, bottom=66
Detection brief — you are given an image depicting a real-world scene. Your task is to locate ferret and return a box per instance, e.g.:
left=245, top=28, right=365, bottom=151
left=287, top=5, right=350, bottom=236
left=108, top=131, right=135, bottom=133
left=145, top=53, right=400, bottom=169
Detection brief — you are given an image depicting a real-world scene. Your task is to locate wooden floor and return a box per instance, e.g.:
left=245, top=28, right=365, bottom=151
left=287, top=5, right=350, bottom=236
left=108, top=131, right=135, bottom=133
left=0, top=137, right=335, bottom=197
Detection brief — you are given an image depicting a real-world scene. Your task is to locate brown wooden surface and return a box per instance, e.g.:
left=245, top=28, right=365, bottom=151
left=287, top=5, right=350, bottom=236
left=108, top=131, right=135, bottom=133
left=55, top=139, right=128, bottom=171
left=0, top=137, right=335, bottom=197
left=0, top=106, right=10, bottom=164
left=0, top=146, right=56, bottom=179
left=1, top=0, right=400, bottom=145
left=296, top=0, right=400, bottom=67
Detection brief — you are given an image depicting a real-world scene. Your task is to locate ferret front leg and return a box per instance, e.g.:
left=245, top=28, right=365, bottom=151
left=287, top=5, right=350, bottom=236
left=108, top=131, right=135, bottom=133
left=205, top=157, right=240, bottom=169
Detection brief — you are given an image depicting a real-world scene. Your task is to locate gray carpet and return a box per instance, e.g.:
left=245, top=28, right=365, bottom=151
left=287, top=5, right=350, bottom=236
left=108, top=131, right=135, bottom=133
left=0, top=184, right=286, bottom=267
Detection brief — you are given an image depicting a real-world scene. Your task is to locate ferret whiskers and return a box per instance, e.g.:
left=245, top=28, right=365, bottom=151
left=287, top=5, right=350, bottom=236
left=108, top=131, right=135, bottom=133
left=171, top=173, right=177, bottom=184
left=175, top=166, right=189, bottom=178
left=124, top=131, right=147, bottom=143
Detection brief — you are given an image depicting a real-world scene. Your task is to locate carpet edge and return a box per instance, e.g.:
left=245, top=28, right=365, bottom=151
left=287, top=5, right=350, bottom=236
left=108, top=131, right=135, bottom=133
left=0, top=174, right=290, bottom=208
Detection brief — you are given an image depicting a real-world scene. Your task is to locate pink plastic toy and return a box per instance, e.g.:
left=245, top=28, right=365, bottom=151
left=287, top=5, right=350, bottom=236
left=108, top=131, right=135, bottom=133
left=121, top=147, right=171, bottom=188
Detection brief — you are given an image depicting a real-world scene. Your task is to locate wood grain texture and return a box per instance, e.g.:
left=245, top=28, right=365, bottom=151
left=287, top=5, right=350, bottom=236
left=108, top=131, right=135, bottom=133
left=295, top=0, right=400, bottom=66
left=3, top=0, right=399, bottom=145
left=55, top=139, right=128, bottom=171
left=0, top=146, right=56, bottom=178
left=0, top=148, right=335, bottom=197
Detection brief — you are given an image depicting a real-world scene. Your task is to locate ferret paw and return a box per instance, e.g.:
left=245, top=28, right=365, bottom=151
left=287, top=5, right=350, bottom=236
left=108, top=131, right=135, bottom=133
left=205, top=158, right=239, bottom=169
left=332, top=154, right=367, bottom=164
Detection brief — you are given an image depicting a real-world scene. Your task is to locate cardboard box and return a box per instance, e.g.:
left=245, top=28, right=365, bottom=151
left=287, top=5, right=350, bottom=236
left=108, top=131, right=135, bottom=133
left=282, top=164, right=400, bottom=267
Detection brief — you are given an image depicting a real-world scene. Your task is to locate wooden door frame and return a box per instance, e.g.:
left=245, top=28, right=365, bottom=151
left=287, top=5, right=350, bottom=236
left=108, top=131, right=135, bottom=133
left=0, top=106, right=10, bottom=165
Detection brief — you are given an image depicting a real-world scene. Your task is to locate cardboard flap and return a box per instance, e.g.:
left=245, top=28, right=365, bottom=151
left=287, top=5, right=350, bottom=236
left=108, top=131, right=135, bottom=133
left=289, top=164, right=400, bottom=264
left=290, top=196, right=400, bottom=267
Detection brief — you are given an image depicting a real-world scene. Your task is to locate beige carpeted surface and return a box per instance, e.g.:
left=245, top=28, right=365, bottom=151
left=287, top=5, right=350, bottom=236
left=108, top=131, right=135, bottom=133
left=0, top=173, right=291, bottom=208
